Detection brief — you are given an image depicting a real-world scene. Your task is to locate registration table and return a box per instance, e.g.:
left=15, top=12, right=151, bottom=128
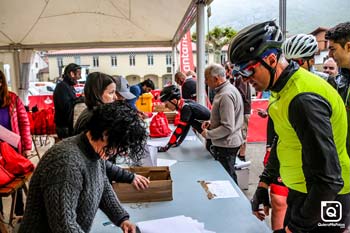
left=91, top=135, right=271, bottom=233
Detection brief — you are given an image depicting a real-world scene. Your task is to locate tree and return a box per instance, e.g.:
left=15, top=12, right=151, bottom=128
left=192, top=26, right=237, bottom=63
left=208, top=26, right=237, bottom=63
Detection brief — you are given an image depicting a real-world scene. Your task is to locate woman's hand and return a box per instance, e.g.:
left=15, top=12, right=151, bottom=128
left=132, top=174, right=150, bottom=190
left=120, top=220, right=136, bottom=233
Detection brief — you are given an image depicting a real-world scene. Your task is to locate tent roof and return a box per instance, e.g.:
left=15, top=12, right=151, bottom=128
left=0, top=0, right=198, bottom=50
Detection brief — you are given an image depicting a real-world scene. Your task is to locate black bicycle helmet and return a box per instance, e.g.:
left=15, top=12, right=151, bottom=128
left=228, top=20, right=283, bottom=65
left=160, top=85, right=181, bottom=102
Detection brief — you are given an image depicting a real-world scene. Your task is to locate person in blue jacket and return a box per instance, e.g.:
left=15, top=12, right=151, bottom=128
left=127, top=79, right=155, bottom=109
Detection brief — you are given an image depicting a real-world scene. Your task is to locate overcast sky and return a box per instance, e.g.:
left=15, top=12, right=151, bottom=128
left=209, top=0, right=350, bottom=35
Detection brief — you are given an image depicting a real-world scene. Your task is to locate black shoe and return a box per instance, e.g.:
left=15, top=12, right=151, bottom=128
left=237, top=155, right=246, bottom=162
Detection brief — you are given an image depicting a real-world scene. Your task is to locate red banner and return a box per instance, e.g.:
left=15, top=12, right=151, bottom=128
left=179, top=31, right=194, bottom=73
left=247, top=99, right=269, bottom=143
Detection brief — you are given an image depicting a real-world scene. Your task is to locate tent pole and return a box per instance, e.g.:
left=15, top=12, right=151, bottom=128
left=196, top=0, right=206, bottom=107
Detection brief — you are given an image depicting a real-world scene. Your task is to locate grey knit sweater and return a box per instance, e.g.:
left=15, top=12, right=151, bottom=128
left=18, top=134, right=129, bottom=233
left=207, top=81, right=244, bottom=148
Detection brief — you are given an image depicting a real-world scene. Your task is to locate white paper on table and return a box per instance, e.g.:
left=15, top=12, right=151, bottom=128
left=184, top=135, right=198, bottom=141
left=137, top=215, right=215, bottom=233
left=206, top=180, right=239, bottom=199
left=157, top=158, right=177, bottom=167
left=0, top=125, right=20, bottom=148
left=140, top=145, right=158, bottom=166
left=147, top=140, right=168, bottom=148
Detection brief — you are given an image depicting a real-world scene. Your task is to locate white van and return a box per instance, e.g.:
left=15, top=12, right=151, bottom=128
left=28, top=82, right=56, bottom=96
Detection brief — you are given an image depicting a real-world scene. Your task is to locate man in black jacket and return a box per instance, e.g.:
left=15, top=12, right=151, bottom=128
left=326, top=22, right=350, bottom=156
left=53, top=63, right=83, bottom=139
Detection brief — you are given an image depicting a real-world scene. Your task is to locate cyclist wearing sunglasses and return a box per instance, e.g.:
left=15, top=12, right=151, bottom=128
left=229, top=20, right=350, bottom=233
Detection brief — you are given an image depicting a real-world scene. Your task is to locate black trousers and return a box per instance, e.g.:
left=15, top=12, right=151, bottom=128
left=206, top=139, right=240, bottom=183
left=284, top=189, right=350, bottom=233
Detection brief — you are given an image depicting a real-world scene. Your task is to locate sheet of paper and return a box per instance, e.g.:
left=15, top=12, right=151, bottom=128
left=206, top=180, right=239, bottom=199
left=137, top=215, right=215, bottom=233
left=147, top=139, right=169, bottom=147
left=157, top=158, right=177, bottom=167
left=184, top=135, right=198, bottom=141
left=0, top=125, right=20, bottom=148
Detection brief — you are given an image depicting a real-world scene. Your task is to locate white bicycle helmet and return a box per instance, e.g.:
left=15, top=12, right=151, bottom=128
left=282, top=34, right=318, bottom=60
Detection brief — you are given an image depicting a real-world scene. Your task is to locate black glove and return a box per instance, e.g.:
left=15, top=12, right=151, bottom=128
left=251, top=187, right=270, bottom=212
left=273, top=229, right=286, bottom=233
left=158, top=146, right=169, bottom=152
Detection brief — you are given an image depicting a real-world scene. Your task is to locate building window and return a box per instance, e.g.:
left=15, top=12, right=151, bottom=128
left=35, top=62, right=38, bottom=68
left=57, top=57, right=63, bottom=68
left=111, top=55, right=117, bottom=67
left=74, top=56, right=81, bottom=65
left=220, top=53, right=227, bottom=64
left=147, top=54, right=154, bottom=66
left=129, top=54, right=136, bottom=66
left=205, top=53, right=209, bottom=64
left=93, top=56, right=99, bottom=67
left=166, top=53, right=172, bottom=66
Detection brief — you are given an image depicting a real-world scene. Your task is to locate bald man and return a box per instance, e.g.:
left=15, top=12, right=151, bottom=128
left=323, top=57, right=339, bottom=77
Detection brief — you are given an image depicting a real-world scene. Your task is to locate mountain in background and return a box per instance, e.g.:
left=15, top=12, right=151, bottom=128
left=209, top=0, right=350, bottom=36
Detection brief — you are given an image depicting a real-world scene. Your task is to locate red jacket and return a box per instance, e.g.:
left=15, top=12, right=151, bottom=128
left=8, top=92, right=32, bottom=153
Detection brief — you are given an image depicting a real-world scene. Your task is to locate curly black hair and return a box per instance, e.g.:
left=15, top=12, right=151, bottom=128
left=325, top=22, right=350, bottom=48
left=86, top=101, right=147, bottom=163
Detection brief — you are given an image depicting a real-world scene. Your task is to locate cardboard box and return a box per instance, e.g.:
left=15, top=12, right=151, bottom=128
left=164, top=111, right=177, bottom=123
left=153, top=103, right=171, bottom=112
left=113, top=166, right=173, bottom=203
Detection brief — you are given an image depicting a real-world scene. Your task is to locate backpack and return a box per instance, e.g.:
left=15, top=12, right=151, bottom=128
left=0, top=142, right=34, bottom=175
left=149, top=112, right=171, bottom=138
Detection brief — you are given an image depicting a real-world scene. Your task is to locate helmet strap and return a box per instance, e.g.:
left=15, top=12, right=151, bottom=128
left=169, top=99, right=179, bottom=111
left=258, top=52, right=281, bottom=90
left=307, top=60, right=311, bottom=71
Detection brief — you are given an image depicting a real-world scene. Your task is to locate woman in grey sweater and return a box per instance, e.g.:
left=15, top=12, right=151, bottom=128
left=19, top=102, right=147, bottom=233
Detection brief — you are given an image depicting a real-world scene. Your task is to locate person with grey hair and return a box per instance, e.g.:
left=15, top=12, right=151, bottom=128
left=201, top=63, right=244, bottom=183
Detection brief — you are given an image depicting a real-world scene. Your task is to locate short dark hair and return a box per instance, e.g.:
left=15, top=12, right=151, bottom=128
left=84, top=72, right=115, bottom=109
left=141, top=79, right=155, bottom=90
left=63, top=63, right=81, bottom=78
left=325, top=22, right=350, bottom=48
left=87, top=101, right=147, bottom=163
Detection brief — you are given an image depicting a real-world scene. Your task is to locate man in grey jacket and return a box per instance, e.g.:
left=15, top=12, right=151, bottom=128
left=201, top=63, right=244, bottom=183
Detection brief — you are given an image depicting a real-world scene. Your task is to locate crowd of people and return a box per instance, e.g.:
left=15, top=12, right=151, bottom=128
left=0, top=17, right=349, bottom=233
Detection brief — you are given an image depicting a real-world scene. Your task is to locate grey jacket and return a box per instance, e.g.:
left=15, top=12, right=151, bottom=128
left=207, top=81, right=244, bottom=148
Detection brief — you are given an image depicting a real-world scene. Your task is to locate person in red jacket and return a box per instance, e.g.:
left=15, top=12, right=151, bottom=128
left=0, top=70, right=32, bottom=216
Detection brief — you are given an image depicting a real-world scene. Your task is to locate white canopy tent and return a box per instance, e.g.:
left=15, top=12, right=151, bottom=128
left=0, top=0, right=211, bottom=104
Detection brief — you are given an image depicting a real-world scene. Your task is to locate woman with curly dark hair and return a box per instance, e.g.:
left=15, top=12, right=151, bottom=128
left=19, top=102, right=147, bottom=233
left=74, top=72, right=150, bottom=190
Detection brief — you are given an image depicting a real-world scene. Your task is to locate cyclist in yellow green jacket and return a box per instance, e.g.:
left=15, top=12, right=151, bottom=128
left=228, top=20, right=350, bottom=233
